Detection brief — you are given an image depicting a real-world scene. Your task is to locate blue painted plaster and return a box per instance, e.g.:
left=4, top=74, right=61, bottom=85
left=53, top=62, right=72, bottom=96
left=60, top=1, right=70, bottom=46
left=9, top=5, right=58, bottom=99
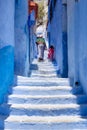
left=48, top=0, right=87, bottom=95
left=50, top=0, right=62, bottom=63
left=48, top=0, right=68, bottom=77
left=0, top=46, right=14, bottom=103
left=78, top=0, right=87, bottom=94
left=15, top=0, right=29, bottom=76
left=0, top=0, right=15, bottom=47
left=67, top=0, right=87, bottom=93
left=0, top=0, right=14, bottom=103
left=62, top=32, right=68, bottom=77
left=67, top=0, right=76, bottom=85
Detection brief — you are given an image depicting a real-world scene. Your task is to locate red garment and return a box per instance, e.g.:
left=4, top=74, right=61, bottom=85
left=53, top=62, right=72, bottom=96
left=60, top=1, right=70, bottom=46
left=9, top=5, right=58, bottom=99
left=48, top=48, right=54, bottom=60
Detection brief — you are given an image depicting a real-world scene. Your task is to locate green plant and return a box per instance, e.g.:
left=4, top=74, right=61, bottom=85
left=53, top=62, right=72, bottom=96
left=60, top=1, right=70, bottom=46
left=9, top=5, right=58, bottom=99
left=37, top=1, right=45, bottom=24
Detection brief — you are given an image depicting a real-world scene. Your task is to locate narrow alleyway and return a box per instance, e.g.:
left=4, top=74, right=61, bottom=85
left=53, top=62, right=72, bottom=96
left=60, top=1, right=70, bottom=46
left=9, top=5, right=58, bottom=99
left=0, top=51, right=87, bottom=130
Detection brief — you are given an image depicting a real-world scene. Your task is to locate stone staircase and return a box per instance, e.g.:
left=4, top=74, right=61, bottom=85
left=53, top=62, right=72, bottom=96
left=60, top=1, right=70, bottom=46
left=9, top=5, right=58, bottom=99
left=0, top=57, right=87, bottom=129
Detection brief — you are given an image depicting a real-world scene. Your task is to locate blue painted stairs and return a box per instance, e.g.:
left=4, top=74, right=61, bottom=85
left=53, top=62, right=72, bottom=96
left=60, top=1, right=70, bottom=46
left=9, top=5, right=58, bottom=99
left=0, top=57, right=87, bottom=129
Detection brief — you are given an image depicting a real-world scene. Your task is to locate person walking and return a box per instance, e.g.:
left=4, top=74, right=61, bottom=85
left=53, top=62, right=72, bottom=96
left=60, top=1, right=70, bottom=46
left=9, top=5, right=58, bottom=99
left=48, top=45, right=54, bottom=61
left=36, top=35, right=46, bottom=61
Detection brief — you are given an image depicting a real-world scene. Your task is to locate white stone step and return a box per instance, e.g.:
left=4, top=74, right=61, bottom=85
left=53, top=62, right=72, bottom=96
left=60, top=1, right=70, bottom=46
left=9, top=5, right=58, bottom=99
left=1, top=103, right=86, bottom=117
left=6, top=103, right=87, bottom=110
left=5, top=115, right=87, bottom=123
left=30, top=72, right=58, bottom=77
left=13, top=86, right=72, bottom=90
left=17, top=80, right=70, bottom=87
left=8, top=94, right=85, bottom=99
left=8, top=94, right=87, bottom=105
left=17, top=80, right=70, bottom=83
left=12, top=86, right=72, bottom=95
left=17, top=77, right=70, bottom=82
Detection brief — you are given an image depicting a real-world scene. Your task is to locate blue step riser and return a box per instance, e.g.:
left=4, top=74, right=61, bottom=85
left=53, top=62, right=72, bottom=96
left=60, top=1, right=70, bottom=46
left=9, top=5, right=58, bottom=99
left=1, top=107, right=87, bottom=116
left=8, top=97, right=87, bottom=104
left=17, top=82, right=70, bottom=86
left=31, top=72, right=57, bottom=74
left=4, top=121, right=87, bottom=130
left=11, top=88, right=84, bottom=95
left=12, top=89, right=73, bottom=95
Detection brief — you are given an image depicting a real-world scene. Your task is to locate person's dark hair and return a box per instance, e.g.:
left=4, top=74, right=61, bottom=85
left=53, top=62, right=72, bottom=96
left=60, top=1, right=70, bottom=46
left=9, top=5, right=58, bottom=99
left=50, top=45, right=54, bottom=49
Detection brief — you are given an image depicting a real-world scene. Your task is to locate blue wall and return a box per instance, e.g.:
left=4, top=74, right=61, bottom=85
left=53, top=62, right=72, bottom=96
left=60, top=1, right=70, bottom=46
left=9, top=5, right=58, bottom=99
left=0, top=0, right=14, bottom=103
left=0, top=46, right=14, bottom=102
left=29, top=26, right=36, bottom=63
left=49, top=0, right=62, bottom=69
left=67, top=0, right=76, bottom=84
left=0, top=0, right=38, bottom=103
left=62, top=2, right=68, bottom=77
left=15, top=0, right=29, bottom=76
left=48, top=0, right=68, bottom=77
left=67, top=0, right=87, bottom=94
left=77, top=0, right=87, bottom=93
left=28, top=5, right=38, bottom=65
left=67, top=0, right=81, bottom=86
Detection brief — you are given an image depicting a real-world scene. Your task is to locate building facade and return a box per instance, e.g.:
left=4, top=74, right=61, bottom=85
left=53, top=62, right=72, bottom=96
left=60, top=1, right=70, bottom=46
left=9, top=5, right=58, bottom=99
left=47, top=0, right=68, bottom=77
left=67, top=0, right=87, bottom=93
left=0, top=0, right=15, bottom=103
left=47, top=0, right=87, bottom=94
left=0, top=0, right=37, bottom=103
